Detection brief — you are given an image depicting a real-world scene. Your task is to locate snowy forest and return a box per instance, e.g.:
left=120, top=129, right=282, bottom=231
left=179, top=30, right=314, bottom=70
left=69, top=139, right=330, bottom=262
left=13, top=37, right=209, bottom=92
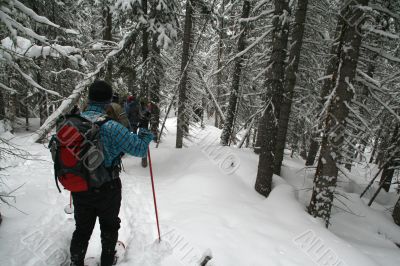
left=1, top=0, right=400, bottom=265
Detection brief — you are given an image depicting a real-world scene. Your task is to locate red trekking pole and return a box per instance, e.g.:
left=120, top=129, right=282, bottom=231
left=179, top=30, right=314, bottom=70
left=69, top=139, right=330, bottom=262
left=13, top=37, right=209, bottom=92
left=147, top=147, right=161, bottom=243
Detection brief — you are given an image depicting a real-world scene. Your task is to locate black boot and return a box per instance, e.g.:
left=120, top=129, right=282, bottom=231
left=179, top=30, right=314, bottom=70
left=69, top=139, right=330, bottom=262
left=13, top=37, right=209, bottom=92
left=141, top=157, right=148, bottom=168
left=70, top=261, right=84, bottom=266
left=100, top=249, right=116, bottom=266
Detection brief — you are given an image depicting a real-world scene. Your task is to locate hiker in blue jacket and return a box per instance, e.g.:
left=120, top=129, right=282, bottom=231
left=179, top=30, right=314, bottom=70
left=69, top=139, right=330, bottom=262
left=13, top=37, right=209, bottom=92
left=70, top=80, right=153, bottom=266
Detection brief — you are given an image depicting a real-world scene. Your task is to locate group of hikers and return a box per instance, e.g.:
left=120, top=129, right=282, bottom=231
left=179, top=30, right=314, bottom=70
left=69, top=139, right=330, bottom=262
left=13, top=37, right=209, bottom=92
left=54, top=80, right=158, bottom=266
left=108, top=93, right=157, bottom=168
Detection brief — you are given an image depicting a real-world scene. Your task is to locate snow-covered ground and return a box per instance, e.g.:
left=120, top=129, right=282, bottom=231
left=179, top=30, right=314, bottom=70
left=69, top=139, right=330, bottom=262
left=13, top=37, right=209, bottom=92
left=0, top=118, right=399, bottom=266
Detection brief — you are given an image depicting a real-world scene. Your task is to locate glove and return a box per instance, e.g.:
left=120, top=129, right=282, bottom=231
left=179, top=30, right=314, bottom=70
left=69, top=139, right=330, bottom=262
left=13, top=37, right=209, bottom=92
left=138, top=128, right=154, bottom=144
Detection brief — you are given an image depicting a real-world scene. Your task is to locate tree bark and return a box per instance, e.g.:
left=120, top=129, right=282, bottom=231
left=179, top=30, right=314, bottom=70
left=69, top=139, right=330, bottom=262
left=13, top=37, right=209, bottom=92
left=150, top=33, right=162, bottom=140
left=9, top=85, right=17, bottom=133
left=141, top=0, right=149, bottom=99
left=379, top=124, right=399, bottom=192
left=0, top=90, right=4, bottom=119
left=254, top=0, right=290, bottom=197
left=220, top=1, right=251, bottom=146
left=305, top=139, right=319, bottom=166
left=24, top=87, right=29, bottom=131
left=36, top=66, right=47, bottom=126
left=252, top=127, right=257, bottom=147
left=274, top=0, right=309, bottom=175
left=215, top=0, right=226, bottom=128
left=369, top=126, right=382, bottom=163
left=308, top=0, right=369, bottom=227
left=375, top=129, right=390, bottom=166
left=127, top=67, right=137, bottom=95
left=393, top=197, right=400, bottom=226
left=300, top=132, right=308, bottom=160
left=176, top=0, right=194, bottom=148
left=103, top=6, right=113, bottom=83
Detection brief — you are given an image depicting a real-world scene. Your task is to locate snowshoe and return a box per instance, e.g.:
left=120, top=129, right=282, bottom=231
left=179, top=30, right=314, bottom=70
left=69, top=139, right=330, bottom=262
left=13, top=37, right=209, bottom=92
left=141, top=157, right=148, bottom=168
left=84, top=257, right=99, bottom=266
left=200, top=256, right=212, bottom=266
left=113, top=240, right=126, bottom=265
left=81, top=241, right=125, bottom=266
left=199, top=250, right=213, bottom=266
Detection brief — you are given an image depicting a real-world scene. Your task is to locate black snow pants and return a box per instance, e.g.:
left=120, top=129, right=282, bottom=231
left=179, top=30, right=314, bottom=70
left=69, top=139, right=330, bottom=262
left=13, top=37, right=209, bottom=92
left=70, top=178, right=122, bottom=266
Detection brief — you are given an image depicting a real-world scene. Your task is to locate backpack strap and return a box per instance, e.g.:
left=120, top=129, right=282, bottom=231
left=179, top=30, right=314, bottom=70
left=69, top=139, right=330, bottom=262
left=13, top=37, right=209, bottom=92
left=49, top=135, right=62, bottom=193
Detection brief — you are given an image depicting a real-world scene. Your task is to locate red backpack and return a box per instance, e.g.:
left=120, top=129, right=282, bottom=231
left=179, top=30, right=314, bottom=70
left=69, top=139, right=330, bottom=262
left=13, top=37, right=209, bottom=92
left=49, top=114, right=119, bottom=192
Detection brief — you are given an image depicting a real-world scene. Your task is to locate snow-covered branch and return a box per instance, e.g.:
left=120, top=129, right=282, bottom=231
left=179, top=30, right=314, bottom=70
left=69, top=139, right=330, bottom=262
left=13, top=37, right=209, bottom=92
left=369, top=3, right=400, bottom=21
left=13, top=0, right=60, bottom=28
left=32, top=26, right=141, bottom=143
left=5, top=58, right=61, bottom=97
left=0, top=82, right=17, bottom=94
left=362, top=44, right=400, bottom=63
left=1, top=37, right=81, bottom=60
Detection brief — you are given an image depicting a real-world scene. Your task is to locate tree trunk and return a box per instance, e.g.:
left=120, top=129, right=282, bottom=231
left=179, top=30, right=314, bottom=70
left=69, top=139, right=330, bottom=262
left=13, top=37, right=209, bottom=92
left=345, top=55, right=377, bottom=170
left=305, top=139, right=319, bottom=166
left=375, top=130, right=389, bottom=166
left=127, top=67, right=137, bottom=95
left=380, top=166, right=395, bottom=192
left=220, top=1, right=251, bottom=146
left=254, top=117, right=264, bottom=154
left=300, top=132, right=308, bottom=160
left=393, top=197, right=400, bottom=226
left=306, top=14, right=346, bottom=166
left=103, top=6, right=113, bottom=83
left=379, top=124, right=399, bottom=192
left=39, top=92, right=45, bottom=126
left=141, top=0, right=149, bottom=99
left=215, top=0, right=226, bottom=129
left=37, top=69, right=47, bottom=126
left=369, top=126, right=382, bottom=163
left=274, top=0, right=308, bottom=175
left=24, top=88, right=29, bottom=131
left=0, top=90, right=4, bottom=119
left=176, top=0, right=194, bottom=148
left=9, top=90, right=17, bottom=133
left=308, top=0, right=369, bottom=227
left=252, top=127, right=257, bottom=147
left=254, top=0, right=290, bottom=197
left=150, top=33, right=162, bottom=140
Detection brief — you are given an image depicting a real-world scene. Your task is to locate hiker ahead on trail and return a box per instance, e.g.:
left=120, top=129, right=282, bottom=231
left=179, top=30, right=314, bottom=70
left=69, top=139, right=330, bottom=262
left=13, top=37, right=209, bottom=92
left=50, top=80, right=153, bottom=266
left=126, top=95, right=141, bottom=133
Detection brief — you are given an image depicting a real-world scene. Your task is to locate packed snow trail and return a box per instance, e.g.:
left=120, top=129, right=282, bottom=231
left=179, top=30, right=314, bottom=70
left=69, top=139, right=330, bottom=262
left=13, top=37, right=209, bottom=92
left=0, top=118, right=400, bottom=265
left=0, top=137, right=177, bottom=266
left=0, top=120, right=209, bottom=266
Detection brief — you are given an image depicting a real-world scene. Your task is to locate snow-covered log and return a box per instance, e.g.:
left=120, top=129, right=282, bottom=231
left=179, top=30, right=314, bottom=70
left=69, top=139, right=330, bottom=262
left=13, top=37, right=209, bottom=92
left=32, top=28, right=141, bottom=143
left=30, top=79, right=89, bottom=143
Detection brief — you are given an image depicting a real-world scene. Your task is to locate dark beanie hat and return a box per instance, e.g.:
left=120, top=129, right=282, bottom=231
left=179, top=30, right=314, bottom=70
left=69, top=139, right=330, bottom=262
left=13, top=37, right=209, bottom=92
left=88, top=80, right=113, bottom=103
